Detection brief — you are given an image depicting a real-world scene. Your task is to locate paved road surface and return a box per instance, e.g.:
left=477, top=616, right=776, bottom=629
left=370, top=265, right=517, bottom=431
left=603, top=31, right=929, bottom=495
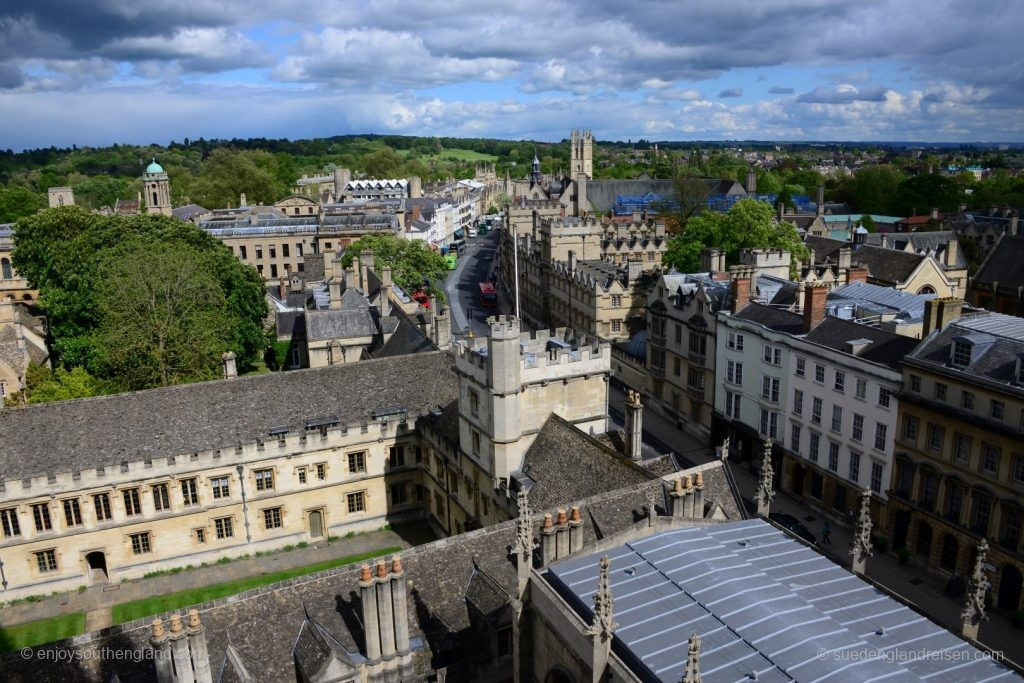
left=445, top=231, right=501, bottom=341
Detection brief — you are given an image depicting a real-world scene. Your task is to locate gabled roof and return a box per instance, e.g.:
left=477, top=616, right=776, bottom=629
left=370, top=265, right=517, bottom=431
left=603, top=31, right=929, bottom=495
left=518, top=414, right=655, bottom=510
left=972, top=235, right=1024, bottom=291
left=305, top=308, right=377, bottom=341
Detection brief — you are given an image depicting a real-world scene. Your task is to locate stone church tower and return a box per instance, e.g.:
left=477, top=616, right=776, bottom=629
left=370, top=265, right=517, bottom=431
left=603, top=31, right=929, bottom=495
left=570, top=129, right=593, bottom=180
left=144, top=159, right=172, bottom=216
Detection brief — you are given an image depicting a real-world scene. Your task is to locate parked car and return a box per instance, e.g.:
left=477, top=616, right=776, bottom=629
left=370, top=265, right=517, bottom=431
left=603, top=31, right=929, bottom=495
left=769, top=512, right=818, bottom=545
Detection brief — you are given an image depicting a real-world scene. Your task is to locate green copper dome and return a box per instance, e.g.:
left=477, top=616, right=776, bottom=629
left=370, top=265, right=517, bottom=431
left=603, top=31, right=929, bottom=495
left=146, top=159, right=164, bottom=174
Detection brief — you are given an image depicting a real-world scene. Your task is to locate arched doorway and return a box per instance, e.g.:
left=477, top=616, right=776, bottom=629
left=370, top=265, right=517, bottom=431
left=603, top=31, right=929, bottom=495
left=85, top=551, right=107, bottom=583
left=916, top=521, right=933, bottom=559
left=998, top=565, right=1022, bottom=611
left=940, top=534, right=959, bottom=573
left=309, top=510, right=324, bottom=539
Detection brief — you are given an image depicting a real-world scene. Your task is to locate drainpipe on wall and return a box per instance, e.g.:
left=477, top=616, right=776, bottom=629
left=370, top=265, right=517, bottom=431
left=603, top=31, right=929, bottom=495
left=235, top=464, right=252, bottom=544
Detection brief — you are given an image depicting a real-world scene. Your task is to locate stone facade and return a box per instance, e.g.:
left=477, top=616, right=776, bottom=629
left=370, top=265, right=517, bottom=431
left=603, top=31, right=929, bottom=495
left=887, top=310, right=1024, bottom=614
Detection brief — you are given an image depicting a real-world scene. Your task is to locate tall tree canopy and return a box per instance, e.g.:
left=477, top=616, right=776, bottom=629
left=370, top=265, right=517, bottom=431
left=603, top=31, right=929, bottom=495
left=339, top=234, right=449, bottom=302
left=11, top=206, right=267, bottom=385
left=663, top=198, right=808, bottom=276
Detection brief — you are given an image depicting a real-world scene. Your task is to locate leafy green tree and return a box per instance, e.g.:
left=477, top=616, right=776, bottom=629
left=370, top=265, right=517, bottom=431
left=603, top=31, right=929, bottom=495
left=23, top=366, right=116, bottom=404
left=340, top=234, right=448, bottom=301
left=0, top=185, right=45, bottom=222
left=837, top=165, right=903, bottom=214
left=71, top=175, right=132, bottom=210
left=95, top=239, right=232, bottom=389
left=660, top=174, right=710, bottom=232
left=664, top=199, right=808, bottom=276
left=890, top=174, right=964, bottom=216
left=189, top=149, right=284, bottom=208
left=859, top=214, right=876, bottom=232
left=755, top=171, right=783, bottom=194
left=360, top=148, right=405, bottom=179
left=11, top=206, right=267, bottom=379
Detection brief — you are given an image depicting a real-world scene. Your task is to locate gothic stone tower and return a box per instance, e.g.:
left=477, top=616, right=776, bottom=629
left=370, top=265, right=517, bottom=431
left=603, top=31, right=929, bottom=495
left=144, top=159, right=172, bottom=216
left=570, top=129, right=593, bottom=181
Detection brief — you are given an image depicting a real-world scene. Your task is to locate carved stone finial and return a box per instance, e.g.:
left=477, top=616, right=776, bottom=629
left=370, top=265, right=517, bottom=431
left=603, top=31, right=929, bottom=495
left=720, top=436, right=730, bottom=460
left=682, top=632, right=702, bottom=683
left=849, top=490, right=874, bottom=574
left=515, top=490, right=533, bottom=563
left=961, top=538, right=991, bottom=638
left=151, top=618, right=165, bottom=639
left=586, top=556, right=618, bottom=642
left=755, top=439, right=775, bottom=516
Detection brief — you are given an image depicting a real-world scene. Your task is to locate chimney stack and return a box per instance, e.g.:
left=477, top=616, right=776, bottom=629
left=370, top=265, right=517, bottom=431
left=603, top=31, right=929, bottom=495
left=185, top=610, right=213, bottom=683
left=540, top=513, right=556, bottom=565
left=278, top=276, right=288, bottom=302
left=803, top=283, right=827, bottom=332
left=221, top=352, right=237, bottom=379
left=379, top=266, right=393, bottom=318
left=568, top=505, right=584, bottom=553
left=730, top=266, right=752, bottom=313
left=359, top=564, right=381, bottom=661
left=555, top=509, right=570, bottom=559
left=838, top=246, right=852, bottom=272
left=746, top=167, right=757, bottom=194
left=923, top=297, right=964, bottom=337
left=816, top=184, right=825, bottom=217
left=846, top=266, right=869, bottom=285
left=329, top=278, right=342, bottom=310
left=568, top=250, right=577, bottom=273
left=944, top=239, right=959, bottom=267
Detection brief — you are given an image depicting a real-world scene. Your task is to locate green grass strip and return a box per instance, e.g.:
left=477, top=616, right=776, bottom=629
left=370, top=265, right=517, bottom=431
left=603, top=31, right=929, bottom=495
left=0, top=612, right=86, bottom=652
left=112, top=546, right=401, bottom=624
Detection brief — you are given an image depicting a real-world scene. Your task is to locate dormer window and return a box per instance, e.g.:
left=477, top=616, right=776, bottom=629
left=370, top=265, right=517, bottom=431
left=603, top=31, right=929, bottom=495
left=951, top=339, right=973, bottom=368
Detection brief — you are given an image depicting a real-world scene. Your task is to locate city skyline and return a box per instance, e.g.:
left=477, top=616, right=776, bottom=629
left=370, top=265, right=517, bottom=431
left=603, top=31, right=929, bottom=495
left=1, top=0, right=1023, bottom=150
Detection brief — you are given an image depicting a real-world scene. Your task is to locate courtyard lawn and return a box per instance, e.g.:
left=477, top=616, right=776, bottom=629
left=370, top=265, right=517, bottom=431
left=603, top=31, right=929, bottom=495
left=112, top=546, right=401, bottom=624
left=0, top=612, right=86, bottom=652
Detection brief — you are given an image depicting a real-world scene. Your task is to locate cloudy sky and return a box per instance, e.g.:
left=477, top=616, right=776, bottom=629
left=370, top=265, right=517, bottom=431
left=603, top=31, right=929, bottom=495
left=1, top=0, right=1022, bottom=149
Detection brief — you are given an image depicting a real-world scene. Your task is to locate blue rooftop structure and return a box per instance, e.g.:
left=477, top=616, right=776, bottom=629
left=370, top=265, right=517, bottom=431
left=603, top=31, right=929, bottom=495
left=548, top=519, right=1015, bottom=683
left=145, top=159, right=165, bottom=174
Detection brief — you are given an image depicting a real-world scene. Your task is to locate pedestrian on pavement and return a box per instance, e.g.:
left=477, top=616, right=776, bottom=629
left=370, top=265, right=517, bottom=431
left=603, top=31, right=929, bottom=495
left=822, top=521, right=832, bottom=546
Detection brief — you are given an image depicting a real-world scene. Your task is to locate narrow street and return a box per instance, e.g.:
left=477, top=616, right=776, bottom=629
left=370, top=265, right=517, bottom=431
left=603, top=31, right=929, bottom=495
left=444, top=230, right=502, bottom=341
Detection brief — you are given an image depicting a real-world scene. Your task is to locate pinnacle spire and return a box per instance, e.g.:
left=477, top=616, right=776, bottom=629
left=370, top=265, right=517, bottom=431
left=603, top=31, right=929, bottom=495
left=681, top=632, right=702, bottom=683
left=849, top=490, right=874, bottom=575
left=755, top=439, right=775, bottom=516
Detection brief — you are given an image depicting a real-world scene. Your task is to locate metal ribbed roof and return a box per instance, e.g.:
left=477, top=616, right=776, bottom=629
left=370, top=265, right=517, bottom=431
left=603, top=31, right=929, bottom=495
left=548, top=519, right=1015, bottom=683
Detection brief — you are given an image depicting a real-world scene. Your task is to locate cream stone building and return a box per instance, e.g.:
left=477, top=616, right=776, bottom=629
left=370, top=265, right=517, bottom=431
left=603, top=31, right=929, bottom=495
left=0, top=314, right=609, bottom=600
left=889, top=306, right=1024, bottom=614
left=0, top=225, right=36, bottom=302
left=498, top=214, right=666, bottom=340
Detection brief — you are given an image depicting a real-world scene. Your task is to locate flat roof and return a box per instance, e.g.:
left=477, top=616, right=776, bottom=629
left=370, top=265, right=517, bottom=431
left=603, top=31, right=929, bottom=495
left=547, top=519, right=1015, bottom=682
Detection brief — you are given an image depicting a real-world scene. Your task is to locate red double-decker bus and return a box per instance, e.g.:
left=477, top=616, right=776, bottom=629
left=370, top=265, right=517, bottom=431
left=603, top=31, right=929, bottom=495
left=478, top=282, right=497, bottom=308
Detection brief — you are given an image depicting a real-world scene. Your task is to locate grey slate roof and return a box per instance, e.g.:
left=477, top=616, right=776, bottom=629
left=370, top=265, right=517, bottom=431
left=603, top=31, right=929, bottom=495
left=370, top=310, right=435, bottom=359
left=518, top=414, right=656, bottom=510
left=302, top=253, right=325, bottom=282
left=905, top=312, right=1024, bottom=394
left=171, top=204, right=208, bottom=221
left=851, top=244, right=926, bottom=284
left=548, top=519, right=1016, bottom=683
left=803, top=235, right=845, bottom=264
left=973, top=235, right=1024, bottom=291
left=864, top=231, right=967, bottom=269
left=304, top=308, right=378, bottom=341
left=0, top=352, right=458, bottom=482
left=803, top=317, right=921, bottom=370
left=733, top=303, right=804, bottom=334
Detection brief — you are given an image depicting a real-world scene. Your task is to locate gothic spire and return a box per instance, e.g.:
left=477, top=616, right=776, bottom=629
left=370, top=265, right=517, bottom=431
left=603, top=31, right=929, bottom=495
left=681, top=632, right=702, bottom=683
left=586, top=556, right=617, bottom=643
left=961, top=538, right=990, bottom=639
left=849, top=490, right=874, bottom=575
left=755, top=439, right=775, bottom=516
